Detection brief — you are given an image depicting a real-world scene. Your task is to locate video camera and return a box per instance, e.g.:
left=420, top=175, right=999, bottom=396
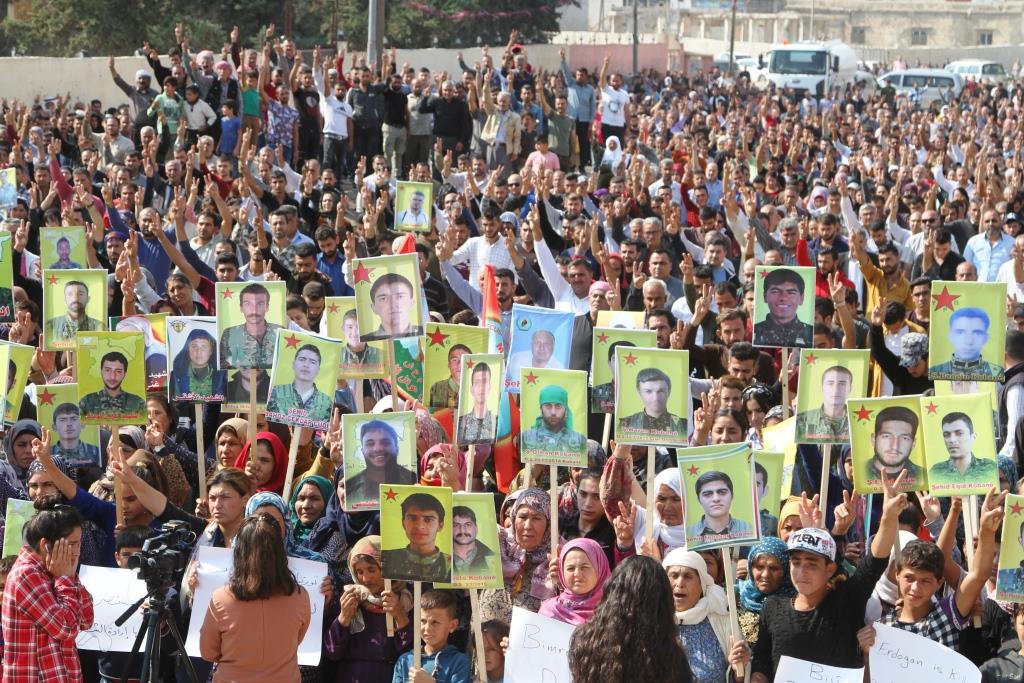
left=126, top=521, right=196, bottom=590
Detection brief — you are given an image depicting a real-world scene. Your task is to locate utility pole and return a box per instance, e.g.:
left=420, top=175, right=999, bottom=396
left=809, top=0, right=814, bottom=41
left=368, top=0, right=385, bottom=71
left=632, top=0, right=639, bottom=75
left=728, top=0, right=737, bottom=73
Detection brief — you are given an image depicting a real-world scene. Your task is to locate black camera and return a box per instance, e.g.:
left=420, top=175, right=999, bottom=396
left=126, top=521, right=196, bottom=590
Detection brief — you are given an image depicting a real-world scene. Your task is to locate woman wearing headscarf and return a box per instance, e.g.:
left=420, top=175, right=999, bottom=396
left=171, top=327, right=226, bottom=401
left=234, top=432, right=289, bottom=495
left=214, top=418, right=248, bottom=471
left=601, top=446, right=686, bottom=558
left=479, top=487, right=560, bottom=623
left=998, top=455, right=1018, bottom=494
left=415, top=408, right=448, bottom=460
left=323, top=535, right=413, bottom=682
left=288, top=474, right=333, bottom=547
left=419, top=444, right=466, bottom=490
left=4, top=419, right=73, bottom=491
left=736, top=538, right=794, bottom=646
left=303, top=467, right=380, bottom=580
left=663, top=548, right=750, bottom=683
left=538, top=538, right=610, bottom=626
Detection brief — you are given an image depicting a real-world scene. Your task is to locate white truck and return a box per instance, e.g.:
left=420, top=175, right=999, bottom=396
left=756, top=40, right=859, bottom=96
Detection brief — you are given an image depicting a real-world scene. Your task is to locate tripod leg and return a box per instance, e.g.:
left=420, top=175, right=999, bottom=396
left=141, top=608, right=161, bottom=683
left=121, top=617, right=150, bottom=683
left=162, top=610, right=199, bottom=683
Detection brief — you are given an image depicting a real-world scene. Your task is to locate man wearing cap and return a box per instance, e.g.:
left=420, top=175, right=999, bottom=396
left=858, top=405, right=923, bottom=488
left=753, top=268, right=813, bottom=347
left=521, top=384, right=586, bottom=455
left=395, top=189, right=430, bottom=231
left=617, top=367, right=687, bottom=439
left=929, top=307, right=1002, bottom=380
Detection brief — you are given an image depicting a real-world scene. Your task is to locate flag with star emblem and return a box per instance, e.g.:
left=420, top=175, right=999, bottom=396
left=848, top=395, right=926, bottom=495
left=215, top=280, right=287, bottom=371
left=320, top=296, right=388, bottom=379
left=679, top=443, right=760, bottom=551
left=265, top=329, right=343, bottom=431
left=614, top=347, right=689, bottom=446
left=928, top=281, right=1007, bottom=382
left=505, top=304, right=574, bottom=394
left=519, top=367, right=589, bottom=467
left=379, top=483, right=453, bottom=583
left=996, top=493, right=1024, bottom=601
left=352, top=253, right=425, bottom=343
left=341, top=412, right=417, bottom=511
left=795, top=348, right=869, bottom=445
left=42, top=268, right=107, bottom=352
left=36, top=382, right=102, bottom=467
left=590, top=327, right=656, bottom=413
left=423, top=323, right=489, bottom=410
left=918, top=393, right=998, bottom=497
left=2, top=341, right=32, bottom=425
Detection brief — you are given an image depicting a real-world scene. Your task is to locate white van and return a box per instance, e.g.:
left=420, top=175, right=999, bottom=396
left=945, top=59, right=1008, bottom=83
left=879, top=69, right=963, bottom=108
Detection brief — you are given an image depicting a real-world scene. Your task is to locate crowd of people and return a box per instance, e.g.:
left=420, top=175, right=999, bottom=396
left=4, top=17, right=1024, bottom=683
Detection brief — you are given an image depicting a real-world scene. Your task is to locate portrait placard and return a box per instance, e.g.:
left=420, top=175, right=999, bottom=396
left=614, top=347, right=689, bottom=446
left=590, top=327, right=656, bottom=413
left=752, top=265, right=816, bottom=348
left=519, top=368, right=589, bottom=467
left=423, top=323, right=490, bottom=410
left=594, top=310, right=645, bottom=330
left=352, top=253, right=425, bottom=342
left=679, top=443, right=760, bottom=551
left=342, top=411, right=418, bottom=511
left=505, top=303, right=574, bottom=394
left=266, top=330, right=343, bottom=431
left=762, top=417, right=798, bottom=495
left=0, top=168, right=15, bottom=208
left=848, top=395, right=926, bottom=494
left=394, top=181, right=434, bottom=233
left=3, top=342, right=32, bottom=424
left=221, top=369, right=270, bottom=412
left=795, top=349, right=870, bottom=444
left=997, top=494, right=1024, bottom=602
left=928, top=281, right=1006, bottom=382
left=37, top=383, right=102, bottom=468
left=0, top=231, right=15, bottom=322
left=167, top=316, right=226, bottom=402
left=1, top=498, right=34, bottom=559
left=754, top=450, right=786, bottom=536
left=43, top=269, right=107, bottom=351
left=111, top=313, right=168, bottom=393
left=935, top=379, right=1001, bottom=442
left=380, top=483, right=453, bottom=583
left=40, top=226, right=88, bottom=271
left=320, top=296, right=387, bottom=379
left=919, top=393, right=998, bottom=497
left=455, top=354, right=503, bottom=446
left=435, top=492, right=502, bottom=589
left=76, top=331, right=147, bottom=426
left=215, top=281, right=287, bottom=370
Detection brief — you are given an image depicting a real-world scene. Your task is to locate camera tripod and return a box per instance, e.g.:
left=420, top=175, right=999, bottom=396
left=116, top=584, right=198, bottom=683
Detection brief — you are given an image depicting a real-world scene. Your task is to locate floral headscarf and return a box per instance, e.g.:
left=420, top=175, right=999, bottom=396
left=737, top=537, right=794, bottom=613
left=245, top=491, right=323, bottom=561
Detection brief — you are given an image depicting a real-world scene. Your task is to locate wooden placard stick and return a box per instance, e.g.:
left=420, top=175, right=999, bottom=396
left=195, top=404, right=207, bottom=501
left=384, top=577, right=395, bottom=637
left=282, top=427, right=302, bottom=500
left=112, top=425, right=124, bottom=525
left=550, top=465, right=559, bottom=560
left=722, top=546, right=745, bottom=679
left=601, top=413, right=612, bottom=454
left=387, top=341, right=400, bottom=410
left=645, top=446, right=656, bottom=546
left=466, top=445, right=475, bottom=493
left=247, top=368, right=259, bottom=454
left=469, top=588, right=488, bottom=683
left=413, top=580, right=422, bottom=668
left=781, top=348, right=791, bottom=420
left=818, top=443, right=831, bottom=518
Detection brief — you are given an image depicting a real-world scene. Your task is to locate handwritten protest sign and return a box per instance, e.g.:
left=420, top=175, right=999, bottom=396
left=76, top=565, right=148, bottom=653
left=1, top=498, right=35, bottom=558
left=775, top=655, right=863, bottom=683
left=505, top=607, right=575, bottom=683
left=184, top=545, right=328, bottom=665
left=868, top=622, right=980, bottom=683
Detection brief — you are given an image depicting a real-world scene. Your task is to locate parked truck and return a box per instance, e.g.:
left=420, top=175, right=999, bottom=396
left=756, top=40, right=859, bottom=96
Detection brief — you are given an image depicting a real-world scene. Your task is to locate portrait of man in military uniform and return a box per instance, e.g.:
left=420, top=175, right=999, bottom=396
left=686, top=470, right=753, bottom=539
left=754, top=462, right=779, bottom=536
left=997, top=520, right=1024, bottom=598
left=50, top=402, right=100, bottom=468
left=49, top=236, right=82, bottom=270
left=796, top=365, right=853, bottom=443
left=219, top=283, right=282, bottom=369
left=929, top=307, right=1003, bottom=380
left=364, top=273, right=424, bottom=341
left=380, top=492, right=451, bottom=583
left=224, top=368, right=270, bottom=405
left=457, top=361, right=496, bottom=445
left=339, top=308, right=382, bottom=371
left=429, top=344, right=470, bottom=409
left=45, top=280, right=103, bottom=346
left=451, top=505, right=497, bottom=576
left=79, top=351, right=146, bottom=420
left=858, top=405, right=922, bottom=488
left=267, top=344, right=334, bottom=427
left=617, top=367, right=688, bottom=439
left=521, top=384, right=587, bottom=454
left=345, top=417, right=417, bottom=510
left=753, top=267, right=813, bottom=348
left=592, top=340, right=635, bottom=413
left=927, top=411, right=997, bottom=485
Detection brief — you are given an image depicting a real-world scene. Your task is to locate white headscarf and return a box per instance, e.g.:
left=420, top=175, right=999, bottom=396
left=601, top=136, right=624, bottom=169
left=633, top=467, right=688, bottom=551
left=662, top=548, right=730, bottom=654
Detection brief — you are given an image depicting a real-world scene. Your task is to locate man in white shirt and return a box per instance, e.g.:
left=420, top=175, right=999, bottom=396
left=451, top=208, right=515, bottom=290
left=997, top=233, right=1024, bottom=303
left=396, top=190, right=430, bottom=231
left=598, top=55, right=630, bottom=142
left=318, top=61, right=354, bottom=182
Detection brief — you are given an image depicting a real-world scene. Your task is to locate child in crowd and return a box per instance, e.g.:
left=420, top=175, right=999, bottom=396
left=392, top=590, right=471, bottom=683
left=218, top=99, right=242, bottom=161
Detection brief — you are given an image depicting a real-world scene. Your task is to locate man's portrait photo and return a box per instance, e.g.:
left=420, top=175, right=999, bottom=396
left=381, top=488, right=452, bottom=583
left=617, top=367, right=687, bottom=439
left=429, top=344, right=470, bottom=409
left=79, top=350, right=146, bottom=422
left=857, top=404, right=922, bottom=490
left=360, top=271, right=425, bottom=342
left=223, top=368, right=270, bottom=406
left=267, top=341, right=337, bottom=430
left=929, top=306, right=1004, bottom=380
left=217, top=282, right=285, bottom=370
left=49, top=237, right=81, bottom=270
left=50, top=402, right=101, bottom=468
left=337, top=306, right=384, bottom=377
left=44, top=273, right=105, bottom=350
left=456, top=356, right=501, bottom=445
left=796, top=365, right=854, bottom=443
left=927, top=411, right=997, bottom=485
left=752, top=266, right=815, bottom=348
left=614, top=347, right=689, bottom=446
left=592, top=338, right=638, bottom=413
left=686, top=470, right=753, bottom=540
left=520, top=375, right=587, bottom=464
left=451, top=505, right=497, bottom=577
left=505, top=303, right=575, bottom=392
left=343, top=413, right=417, bottom=510
left=755, top=461, right=779, bottom=536
left=996, top=517, right=1024, bottom=600
left=394, top=182, right=432, bottom=233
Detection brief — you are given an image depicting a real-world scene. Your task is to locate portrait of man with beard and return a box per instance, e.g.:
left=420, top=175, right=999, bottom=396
left=45, top=279, right=103, bottom=345
left=858, top=405, right=922, bottom=489
left=344, top=417, right=417, bottom=510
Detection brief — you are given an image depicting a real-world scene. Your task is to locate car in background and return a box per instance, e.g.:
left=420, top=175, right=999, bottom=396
left=879, top=68, right=963, bottom=109
left=945, top=59, right=1008, bottom=83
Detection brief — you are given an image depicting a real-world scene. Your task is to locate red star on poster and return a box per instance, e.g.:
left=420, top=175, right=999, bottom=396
left=597, top=333, right=609, bottom=344
left=855, top=405, right=873, bottom=421
left=38, top=389, right=55, bottom=405
left=353, top=262, right=374, bottom=284
left=383, top=488, right=398, bottom=501
left=221, top=288, right=234, bottom=299
left=925, top=402, right=938, bottom=414
left=47, top=275, right=58, bottom=285
left=759, top=269, right=769, bottom=278
left=624, top=353, right=638, bottom=365
left=466, top=359, right=475, bottom=369
left=687, top=465, right=699, bottom=476
left=932, top=285, right=961, bottom=312
left=284, top=334, right=300, bottom=348
left=327, top=303, right=339, bottom=314
left=427, top=326, right=449, bottom=347
left=525, top=371, right=538, bottom=385
left=804, top=353, right=818, bottom=365
left=1012, top=502, right=1023, bottom=515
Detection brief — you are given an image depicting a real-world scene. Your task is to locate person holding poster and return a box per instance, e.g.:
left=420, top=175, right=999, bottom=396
left=456, top=356, right=501, bottom=445
left=44, top=274, right=106, bottom=350
left=929, top=306, right=1004, bottom=380
left=218, top=282, right=284, bottom=369
left=686, top=470, right=754, bottom=541
left=753, top=266, right=815, bottom=348
left=355, top=254, right=425, bottom=342
left=615, top=347, right=689, bottom=445
left=78, top=347, right=146, bottom=423
left=342, top=414, right=417, bottom=510
left=380, top=485, right=452, bottom=583
left=850, top=399, right=925, bottom=493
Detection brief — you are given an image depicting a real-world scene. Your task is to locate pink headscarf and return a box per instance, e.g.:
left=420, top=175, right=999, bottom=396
left=418, top=444, right=467, bottom=488
left=538, top=538, right=610, bottom=626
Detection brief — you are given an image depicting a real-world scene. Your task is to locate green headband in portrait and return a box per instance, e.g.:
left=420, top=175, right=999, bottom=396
left=536, top=384, right=573, bottom=431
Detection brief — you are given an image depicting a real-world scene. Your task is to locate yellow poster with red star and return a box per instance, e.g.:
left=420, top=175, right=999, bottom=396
left=215, top=281, right=287, bottom=371
left=320, top=296, right=388, bottom=379
left=265, top=330, right=343, bottom=431
left=679, top=443, right=760, bottom=551
left=996, top=494, right=1024, bottom=601
left=36, top=383, right=102, bottom=468
left=918, top=393, right=998, bottom=497
left=42, top=269, right=107, bottom=351
left=795, top=349, right=869, bottom=445
left=423, top=323, right=489, bottom=411
left=352, top=253, right=425, bottom=343
left=519, top=368, right=589, bottom=467
left=590, top=327, right=656, bottom=413
left=614, top=347, right=689, bottom=446
left=3, top=342, right=32, bottom=425
left=847, top=395, right=926, bottom=494
left=928, top=281, right=1006, bottom=382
